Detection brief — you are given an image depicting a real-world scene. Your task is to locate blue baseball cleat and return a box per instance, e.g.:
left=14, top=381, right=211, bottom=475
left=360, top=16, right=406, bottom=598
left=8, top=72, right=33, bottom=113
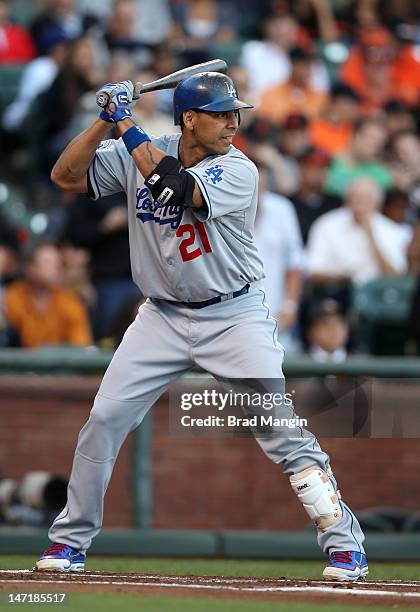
left=323, top=551, right=368, bottom=581
left=35, top=543, right=85, bottom=572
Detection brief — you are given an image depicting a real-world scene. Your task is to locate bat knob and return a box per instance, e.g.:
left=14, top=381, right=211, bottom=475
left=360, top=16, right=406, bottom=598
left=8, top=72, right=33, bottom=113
left=96, top=91, right=110, bottom=108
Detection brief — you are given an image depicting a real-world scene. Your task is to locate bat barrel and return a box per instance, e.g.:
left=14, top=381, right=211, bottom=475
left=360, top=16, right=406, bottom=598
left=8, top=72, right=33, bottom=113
left=96, top=59, right=227, bottom=106
left=139, top=59, right=227, bottom=94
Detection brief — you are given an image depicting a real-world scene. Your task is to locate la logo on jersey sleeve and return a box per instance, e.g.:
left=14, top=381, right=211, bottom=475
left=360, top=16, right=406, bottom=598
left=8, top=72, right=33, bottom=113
left=204, top=165, right=224, bottom=185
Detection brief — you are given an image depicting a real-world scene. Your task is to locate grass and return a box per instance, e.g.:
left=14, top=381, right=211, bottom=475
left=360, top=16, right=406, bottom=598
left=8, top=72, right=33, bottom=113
left=1, top=555, right=420, bottom=580
left=1, top=556, right=419, bottom=612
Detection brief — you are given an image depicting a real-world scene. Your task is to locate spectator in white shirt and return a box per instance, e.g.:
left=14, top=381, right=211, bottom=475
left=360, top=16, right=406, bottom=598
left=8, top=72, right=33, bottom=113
left=240, top=8, right=329, bottom=98
left=2, top=30, right=69, bottom=132
left=253, top=166, right=304, bottom=350
left=240, top=10, right=298, bottom=96
left=306, top=177, right=411, bottom=285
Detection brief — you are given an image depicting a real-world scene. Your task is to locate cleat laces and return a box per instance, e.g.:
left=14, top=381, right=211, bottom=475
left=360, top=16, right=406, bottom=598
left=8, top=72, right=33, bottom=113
left=331, top=551, right=353, bottom=565
left=44, top=543, right=71, bottom=556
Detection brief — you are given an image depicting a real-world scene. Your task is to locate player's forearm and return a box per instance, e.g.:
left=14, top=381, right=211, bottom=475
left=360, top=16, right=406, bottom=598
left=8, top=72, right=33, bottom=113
left=117, top=119, right=166, bottom=178
left=51, top=119, right=111, bottom=191
left=117, top=119, right=204, bottom=208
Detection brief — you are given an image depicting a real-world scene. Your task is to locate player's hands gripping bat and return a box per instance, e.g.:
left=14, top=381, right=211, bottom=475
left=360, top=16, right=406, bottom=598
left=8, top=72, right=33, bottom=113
left=97, top=80, right=140, bottom=123
left=96, top=59, right=227, bottom=109
left=96, top=80, right=142, bottom=110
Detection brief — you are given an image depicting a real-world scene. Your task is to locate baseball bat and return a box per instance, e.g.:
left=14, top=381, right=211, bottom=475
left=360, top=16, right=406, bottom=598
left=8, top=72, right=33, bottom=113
left=96, top=59, right=228, bottom=109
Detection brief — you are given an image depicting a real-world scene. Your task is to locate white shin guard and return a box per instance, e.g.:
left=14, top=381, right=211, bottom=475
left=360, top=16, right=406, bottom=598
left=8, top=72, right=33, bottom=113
left=290, top=466, right=342, bottom=530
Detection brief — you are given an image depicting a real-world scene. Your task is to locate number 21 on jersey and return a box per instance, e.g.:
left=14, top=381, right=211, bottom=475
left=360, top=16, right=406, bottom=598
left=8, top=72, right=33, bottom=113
left=176, top=221, right=212, bottom=262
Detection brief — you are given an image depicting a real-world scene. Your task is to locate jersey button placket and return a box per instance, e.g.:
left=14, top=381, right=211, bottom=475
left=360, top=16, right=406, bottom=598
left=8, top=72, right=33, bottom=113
left=188, top=315, right=199, bottom=344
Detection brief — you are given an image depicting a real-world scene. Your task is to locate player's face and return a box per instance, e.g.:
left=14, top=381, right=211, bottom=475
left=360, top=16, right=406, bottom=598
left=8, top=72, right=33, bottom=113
left=192, top=110, right=240, bottom=155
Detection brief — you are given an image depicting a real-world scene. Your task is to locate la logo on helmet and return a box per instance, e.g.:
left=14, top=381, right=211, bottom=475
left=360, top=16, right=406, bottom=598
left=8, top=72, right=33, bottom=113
left=226, top=83, right=236, bottom=97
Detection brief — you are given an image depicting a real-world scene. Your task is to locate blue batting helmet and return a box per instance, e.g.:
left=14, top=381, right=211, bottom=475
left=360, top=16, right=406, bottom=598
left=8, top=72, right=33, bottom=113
left=173, top=72, right=253, bottom=125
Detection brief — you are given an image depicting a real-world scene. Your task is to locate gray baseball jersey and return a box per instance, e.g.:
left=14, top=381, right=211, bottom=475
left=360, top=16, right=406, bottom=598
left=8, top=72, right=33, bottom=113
left=88, top=133, right=264, bottom=302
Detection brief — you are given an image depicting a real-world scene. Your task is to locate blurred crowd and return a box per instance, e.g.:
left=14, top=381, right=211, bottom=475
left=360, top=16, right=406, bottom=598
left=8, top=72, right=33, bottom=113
left=0, top=0, right=419, bottom=357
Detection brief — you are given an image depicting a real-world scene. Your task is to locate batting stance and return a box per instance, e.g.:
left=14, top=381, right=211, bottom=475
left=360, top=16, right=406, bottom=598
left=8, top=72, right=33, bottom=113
left=36, top=73, right=367, bottom=581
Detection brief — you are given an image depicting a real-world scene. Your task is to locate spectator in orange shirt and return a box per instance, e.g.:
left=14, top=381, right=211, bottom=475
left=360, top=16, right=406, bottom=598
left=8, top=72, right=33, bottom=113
left=256, top=46, right=328, bottom=126
left=4, top=243, right=92, bottom=348
left=340, top=27, right=420, bottom=114
left=0, top=0, right=36, bottom=64
left=309, top=83, right=361, bottom=156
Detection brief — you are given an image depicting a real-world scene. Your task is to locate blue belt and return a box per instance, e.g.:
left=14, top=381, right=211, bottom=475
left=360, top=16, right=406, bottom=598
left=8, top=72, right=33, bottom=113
left=175, top=284, right=250, bottom=309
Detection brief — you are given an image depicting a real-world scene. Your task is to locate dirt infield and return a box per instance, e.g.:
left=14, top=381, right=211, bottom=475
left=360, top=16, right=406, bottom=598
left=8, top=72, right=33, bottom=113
left=1, top=570, right=420, bottom=607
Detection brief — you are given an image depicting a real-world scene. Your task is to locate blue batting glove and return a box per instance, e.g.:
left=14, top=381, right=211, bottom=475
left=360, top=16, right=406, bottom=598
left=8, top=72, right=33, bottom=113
left=99, top=104, right=132, bottom=123
left=96, top=80, right=135, bottom=111
left=107, top=103, right=133, bottom=123
left=99, top=109, right=114, bottom=123
left=97, top=80, right=136, bottom=123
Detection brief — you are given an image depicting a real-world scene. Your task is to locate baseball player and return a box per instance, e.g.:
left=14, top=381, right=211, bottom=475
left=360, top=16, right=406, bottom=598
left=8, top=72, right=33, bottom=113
left=36, top=73, right=367, bottom=581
